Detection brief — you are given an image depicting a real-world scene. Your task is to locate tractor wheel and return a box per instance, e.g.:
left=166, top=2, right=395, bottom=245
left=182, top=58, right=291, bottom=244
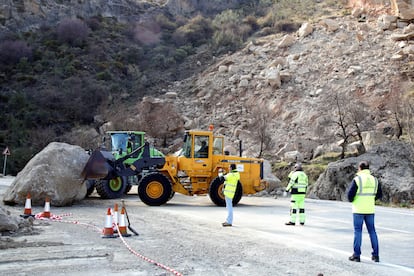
left=95, top=176, right=127, bottom=199
left=86, top=180, right=96, bottom=197
left=138, top=173, right=172, bottom=206
left=209, top=177, right=243, bottom=207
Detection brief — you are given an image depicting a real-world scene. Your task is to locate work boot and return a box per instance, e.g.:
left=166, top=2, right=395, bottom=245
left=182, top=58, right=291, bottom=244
left=348, top=255, right=360, bottom=262
left=285, top=221, right=295, bottom=226
left=222, top=222, right=232, bottom=227
left=371, top=255, right=380, bottom=262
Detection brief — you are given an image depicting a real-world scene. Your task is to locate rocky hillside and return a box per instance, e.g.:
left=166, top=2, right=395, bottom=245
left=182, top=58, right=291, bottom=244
left=2, top=0, right=413, bottom=161
left=162, top=8, right=414, bottom=161
left=1, top=1, right=414, bottom=204
left=0, top=0, right=248, bottom=34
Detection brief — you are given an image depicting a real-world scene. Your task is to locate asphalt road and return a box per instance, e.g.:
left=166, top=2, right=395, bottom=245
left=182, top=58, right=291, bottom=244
left=153, top=191, right=414, bottom=273
left=0, top=176, right=413, bottom=276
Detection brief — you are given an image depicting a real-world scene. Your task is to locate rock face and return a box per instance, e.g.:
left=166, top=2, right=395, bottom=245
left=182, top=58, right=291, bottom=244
left=0, top=0, right=247, bottom=34
left=3, top=142, right=89, bottom=207
left=165, top=0, right=243, bottom=16
left=0, top=0, right=158, bottom=34
left=167, top=12, right=414, bottom=161
left=308, top=141, right=414, bottom=204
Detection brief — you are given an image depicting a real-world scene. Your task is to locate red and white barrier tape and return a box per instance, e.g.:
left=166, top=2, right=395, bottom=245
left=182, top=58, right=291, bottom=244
left=115, top=223, right=183, bottom=276
left=34, top=212, right=102, bottom=232
left=33, top=211, right=183, bottom=276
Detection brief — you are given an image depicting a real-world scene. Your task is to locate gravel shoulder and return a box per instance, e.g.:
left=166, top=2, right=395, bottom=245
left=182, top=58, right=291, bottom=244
left=1, top=176, right=413, bottom=276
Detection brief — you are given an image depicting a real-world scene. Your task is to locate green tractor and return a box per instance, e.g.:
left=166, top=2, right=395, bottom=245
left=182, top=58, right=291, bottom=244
left=83, top=131, right=165, bottom=199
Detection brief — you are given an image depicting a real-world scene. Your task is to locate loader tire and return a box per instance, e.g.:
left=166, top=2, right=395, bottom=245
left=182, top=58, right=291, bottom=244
left=209, top=177, right=243, bottom=207
left=233, top=181, right=243, bottom=206
left=138, top=173, right=172, bottom=206
left=95, top=176, right=127, bottom=199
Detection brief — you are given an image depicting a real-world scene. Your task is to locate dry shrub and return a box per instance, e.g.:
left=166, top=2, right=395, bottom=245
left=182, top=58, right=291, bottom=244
left=56, top=18, right=90, bottom=46
left=0, top=40, right=32, bottom=66
left=133, top=19, right=162, bottom=45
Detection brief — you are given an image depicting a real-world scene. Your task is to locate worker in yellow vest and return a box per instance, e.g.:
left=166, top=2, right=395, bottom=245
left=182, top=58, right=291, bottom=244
left=347, top=160, right=382, bottom=263
left=285, top=163, right=308, bottom=226
left=222, top=163, right=240, bottom=227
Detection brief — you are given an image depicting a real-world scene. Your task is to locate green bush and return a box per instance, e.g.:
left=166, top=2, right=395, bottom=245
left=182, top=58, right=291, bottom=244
left=212, top=29, right=243, bottom=53
left=174, top=47, right=188, bottom=62
left=211, top=10, right=252, bottom=53
left=155, top=14, right=177, bottom=31
left=172, top=15, right=213, bottom=47
left=96, top=70, right=112, bottom=81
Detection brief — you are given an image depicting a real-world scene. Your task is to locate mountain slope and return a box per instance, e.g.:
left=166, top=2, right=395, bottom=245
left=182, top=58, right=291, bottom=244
left=168, top=13, right=412, bottom=160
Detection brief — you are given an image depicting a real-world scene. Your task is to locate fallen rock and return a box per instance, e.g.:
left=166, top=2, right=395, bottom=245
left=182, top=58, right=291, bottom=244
left=308, top=141, right=414, bottom=204
left=0, top=206, right=19, bottom=233
left=3, top=142, right=89, bottom=207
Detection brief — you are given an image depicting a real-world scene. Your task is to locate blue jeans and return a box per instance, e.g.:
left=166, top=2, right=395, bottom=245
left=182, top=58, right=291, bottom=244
left=353, top=213, right=379, bottom=257
left=225, top=197, right=233, bottom=224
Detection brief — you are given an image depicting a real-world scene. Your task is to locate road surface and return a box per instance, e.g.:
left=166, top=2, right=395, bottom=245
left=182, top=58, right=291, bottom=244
left=0, top=176, right=413, bottom=275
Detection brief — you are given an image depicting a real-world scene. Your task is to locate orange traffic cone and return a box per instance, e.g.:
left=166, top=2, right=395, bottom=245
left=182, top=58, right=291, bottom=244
left=112, top=203, right=119, bottom=233
left=118, top=207, right=131, bottom=237
left=20, top=193, right=34, bottom=218
left=102, top=208, right=117, bottom=238
left=43, top=197, right=51, bottom=218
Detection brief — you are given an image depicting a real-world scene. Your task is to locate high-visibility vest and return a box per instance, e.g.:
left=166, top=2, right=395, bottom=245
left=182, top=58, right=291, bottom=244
left=352, top=169, right=378, bottom=214
left=223, top=171, right=240, bottom=199
left=287, top=171, right=308, bottom=194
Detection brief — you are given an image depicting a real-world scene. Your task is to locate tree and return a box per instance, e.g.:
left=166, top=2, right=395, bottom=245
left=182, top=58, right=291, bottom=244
left=248, top=106, right=273, bottom=158
left=330, top=92, right=352, bottom=159
left=136, top=98, right=183, bottom=148
left=388, top=80, right=404, bottom=139
left=347, top=100, right=372, bottom=155
left=402, top=86, right=414, bottom=151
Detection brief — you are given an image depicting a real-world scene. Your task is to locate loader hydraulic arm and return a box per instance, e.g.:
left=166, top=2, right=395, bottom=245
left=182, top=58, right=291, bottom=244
left=114, top=142, right=166, bottom=177
left=115, top=142, right=146, bottom=164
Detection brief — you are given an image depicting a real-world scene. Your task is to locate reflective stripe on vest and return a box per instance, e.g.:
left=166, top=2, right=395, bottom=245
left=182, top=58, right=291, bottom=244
left=289, top=171, right=308, bottom=193
left=223, top=171, right=240, bottom=199
left=352, top=170, right=378, bottom=214
left=356, top=175, right=378, bottom=196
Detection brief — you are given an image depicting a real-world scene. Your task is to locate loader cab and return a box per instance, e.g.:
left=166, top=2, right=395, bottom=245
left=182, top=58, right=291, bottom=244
left=179, top=130, right=224, bottom=174
left=181, top=131, right=224, bottom=157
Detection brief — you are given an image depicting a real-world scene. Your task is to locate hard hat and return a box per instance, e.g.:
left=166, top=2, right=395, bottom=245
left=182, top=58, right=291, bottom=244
left=294, top=163, right=302, bottom=170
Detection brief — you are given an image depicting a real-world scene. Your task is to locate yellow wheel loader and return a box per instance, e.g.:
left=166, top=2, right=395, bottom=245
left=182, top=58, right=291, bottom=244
left=136, top=128, right=267, bottom=206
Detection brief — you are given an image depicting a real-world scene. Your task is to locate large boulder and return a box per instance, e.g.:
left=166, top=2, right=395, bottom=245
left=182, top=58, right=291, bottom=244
left=3, top=142, right=89, bottom=207
left=308, top=141, right=414, bottom=204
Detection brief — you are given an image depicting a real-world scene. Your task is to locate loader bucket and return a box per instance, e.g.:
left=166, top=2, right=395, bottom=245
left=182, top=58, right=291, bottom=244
left=81, top=150, right=112, bottom=180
